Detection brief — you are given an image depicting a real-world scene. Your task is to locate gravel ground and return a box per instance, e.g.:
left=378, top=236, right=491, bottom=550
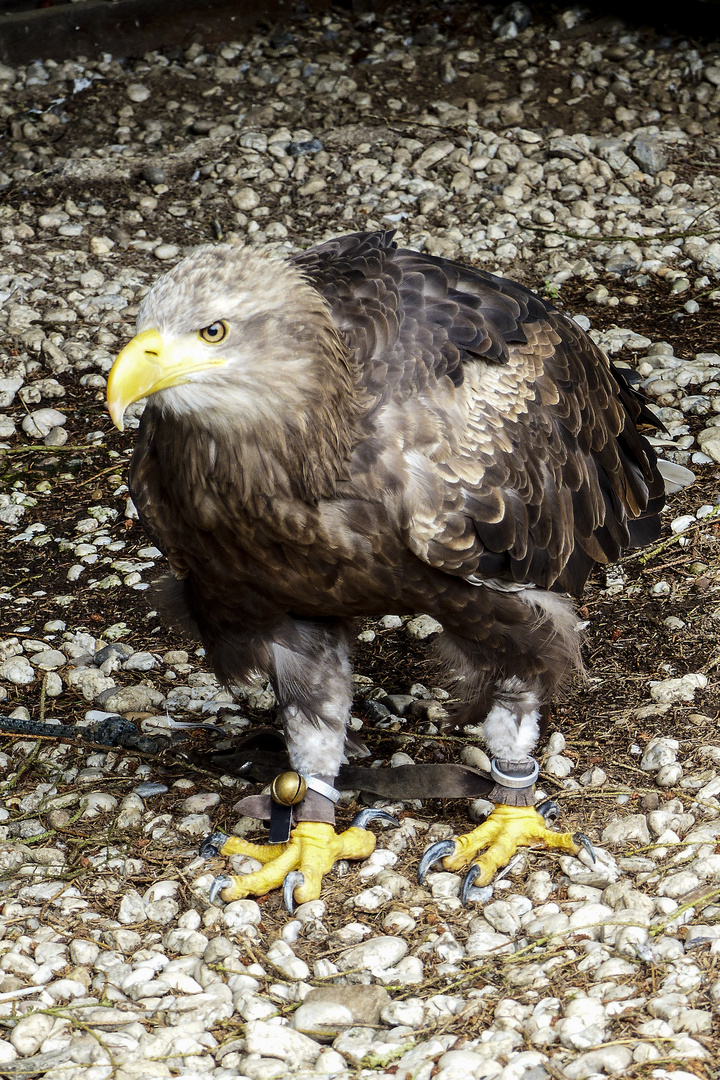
left=1, top=2, right=720, bottom=1078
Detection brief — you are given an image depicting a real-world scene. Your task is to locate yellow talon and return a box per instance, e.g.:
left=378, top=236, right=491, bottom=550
left=442, top=804, right=581, bottom=887
left=212, top=822, right=378, bottom=904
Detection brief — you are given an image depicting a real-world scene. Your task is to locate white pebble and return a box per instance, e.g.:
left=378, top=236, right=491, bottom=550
left=0, top=656, right=34, bottom=684
left=656, top=762, right=683, bottom=786
left=155, top=243, right=180, bottom=261
left=118, top=890, right=147, bottom=924
left=221, top=900, right=262, bottom=929
left=292, top=1000, right=354, bottom=1033
left=127, top=83, right=151, bottom=102
left=81, top=791, right=118, bottom=817
left=267, top=940, right=310, bottom=981
left=650, top=674, right=707, bottom=703
left=545, top=753, right=573, bottom=777
left=337, top=935, right=407, bottom=975
left=405, top=614, right=443, bottom=639
left=244, top=1020, right=321, bottom=1069
left=21, top=408, right=66, bottom=438
left=350, top=884, right=393, bottom=911
left=178, top=812, right=213, bottom=837
left=10, top=1013, right=58, bottom=1055
left=545, top=731, right=566, bottom=754
left=671, top=514, right=696, bottom=533
left=640, top=736, right=680, bottom=770
left=563, top=1045, right=633, bottom=1078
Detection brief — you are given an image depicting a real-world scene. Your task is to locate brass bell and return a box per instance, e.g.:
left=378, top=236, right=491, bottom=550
left=271, top=771, right=307, bottom=807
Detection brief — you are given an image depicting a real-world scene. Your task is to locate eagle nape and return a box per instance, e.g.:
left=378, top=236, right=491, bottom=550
left=105, top=230, right=689, bottom=911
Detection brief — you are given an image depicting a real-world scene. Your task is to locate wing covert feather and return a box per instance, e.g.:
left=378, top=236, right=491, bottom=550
left=297, top=232, right=663, bottom=595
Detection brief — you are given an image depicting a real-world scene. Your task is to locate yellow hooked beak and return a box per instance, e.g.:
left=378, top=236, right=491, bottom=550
left=107, top=328, right=228, bottom=431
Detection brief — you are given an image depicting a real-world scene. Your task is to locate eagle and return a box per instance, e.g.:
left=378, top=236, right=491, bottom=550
left=107, top=229, right=670, bottom=909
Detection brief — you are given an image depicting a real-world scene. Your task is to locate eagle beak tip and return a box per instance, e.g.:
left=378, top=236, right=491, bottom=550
left=107, top=401, right=126, bottom=433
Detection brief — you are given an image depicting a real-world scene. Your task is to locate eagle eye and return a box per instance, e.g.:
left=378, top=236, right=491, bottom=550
left=199, top=320, right=229, bottom=344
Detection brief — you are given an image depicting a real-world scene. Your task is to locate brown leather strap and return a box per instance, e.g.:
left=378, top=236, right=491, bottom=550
left=210, top=729, right=495, bottom=803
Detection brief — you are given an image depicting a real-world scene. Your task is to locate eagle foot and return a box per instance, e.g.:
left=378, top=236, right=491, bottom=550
left=419, top=804, right=586, bottom=901
left=204, top=820, right=384, bottom=907
left=280, top=811, right=398, bottom=914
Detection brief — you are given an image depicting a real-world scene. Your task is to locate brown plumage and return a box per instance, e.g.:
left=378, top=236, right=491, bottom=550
left=107, top=230, right=667, bottom=900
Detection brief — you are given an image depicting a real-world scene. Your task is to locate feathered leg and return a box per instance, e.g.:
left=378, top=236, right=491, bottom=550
left=431, top=678, right=584, bottom=890
left=203, top=619, right=391, bottom=908
left=420, top=587, right=592, bottom=896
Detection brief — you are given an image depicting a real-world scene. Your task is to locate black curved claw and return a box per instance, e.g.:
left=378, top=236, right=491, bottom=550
left=461, top=863, right=483, bottom=905
left=536, top=799, right=560, bottom=823
left=283, top=870, right=305, bottom=914
left=208, top=874, right=234, bottom=904
left=350, top=807, right=400, bottom=830
left=199, top=831, right=229, bottom=859
left=417, top=839, right=457, bottom=884
left=574, top=831, right=596, bottom=864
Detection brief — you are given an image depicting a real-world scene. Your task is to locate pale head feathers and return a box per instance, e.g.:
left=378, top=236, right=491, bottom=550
left=136, top=243, right=365, bottom=504
left=137, top=244, right=357, bottom=432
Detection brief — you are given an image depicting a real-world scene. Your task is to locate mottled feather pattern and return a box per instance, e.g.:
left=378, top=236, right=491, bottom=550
left=128, top=230, right=664, bottom=737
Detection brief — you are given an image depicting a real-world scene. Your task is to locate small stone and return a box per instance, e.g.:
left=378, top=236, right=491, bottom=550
left=405, top=614, right=443, bottom=639
left=545, top=754, right=573, bottom=777
left=601, top=815, right=650, bottom=845
left=232, top=187, right=260, bottom=210
left=81, top=791, right=118, bottom=817
left=10, top=1013, right=57, bottom=1055
left=244, top=1020, right=321, bottom=1068
left=31, top=649, right=66, bottom=670
left=672, top=1008, right=712, bottom=1034
left=650, top=674, right=707, bottom=703
left=178, top=812, right=213, bottom=837
left=658, top=870, right=700, bottom=898
left=294, top=985, right=389, bottom=1037
left=0, top=656, right=34, bottom=684
left=118, top=890, right=147, bottom=924
left=656, top=763, right=683, bottom=787
left=221, top=899, right=262, bottom=929
left=563, top=1045, right=633, bottom=1078
left=545, top=732, right=566, bottom=754
left=127, top=83, right=151, bottom=102
left=640, top=737, right=680, bottom=770
left=182, top=792, right=221, bottom=813
left=21, top=408, right=67, bottom=438
left=117, top=793, right=144, bottom=828
left=124, top=651, right=159, bottom=671
left=142, top=164, right=167, bottom=185
left=154, top=243, right=180, bottom=261
left=629, top=134, right=668, bottom=174
left=267, top=940, right=310, bottom=981
left=98, top=684, right=165, bottom=712
left=292, top=1000, right=354, bottom=1037
left=580, top=766, right=607, bottom=787
left=336, top=935, right=407, bottom=974
left=671, top=514, right=696, bottom=534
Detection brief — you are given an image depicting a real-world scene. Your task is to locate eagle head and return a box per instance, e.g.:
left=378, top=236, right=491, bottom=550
left=107, top=244, right=352, bottom=433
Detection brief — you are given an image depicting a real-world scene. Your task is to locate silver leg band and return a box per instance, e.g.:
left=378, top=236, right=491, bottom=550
left=304, top=775, right=341, bottom=803
left=490, top=758, right=539, bottom=789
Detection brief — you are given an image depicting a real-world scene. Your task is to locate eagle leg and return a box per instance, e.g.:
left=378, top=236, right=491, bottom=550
left=205, top=821, right=378, bottom=906
left=419, top=672, right=592, bottom=899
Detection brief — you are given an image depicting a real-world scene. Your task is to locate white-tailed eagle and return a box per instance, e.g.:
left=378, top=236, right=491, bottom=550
left=107, top=230, right=672, bottom=908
